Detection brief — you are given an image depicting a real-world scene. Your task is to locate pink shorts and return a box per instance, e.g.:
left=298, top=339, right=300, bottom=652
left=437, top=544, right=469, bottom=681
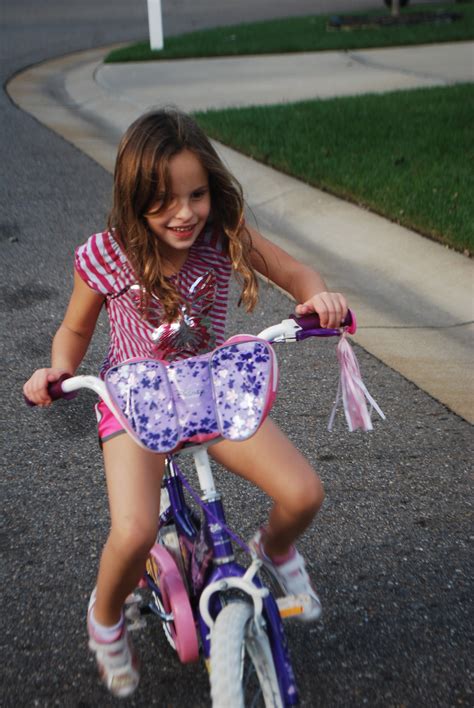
left=95, top=400, right=125, bottom=444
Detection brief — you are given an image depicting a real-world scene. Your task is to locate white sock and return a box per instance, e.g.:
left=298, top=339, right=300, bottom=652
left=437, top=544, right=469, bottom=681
left=89, top=607, right=124, bottom=643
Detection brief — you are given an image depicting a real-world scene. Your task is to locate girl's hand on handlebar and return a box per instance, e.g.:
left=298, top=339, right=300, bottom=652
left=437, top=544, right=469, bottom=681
left=23, top=368, right=71, bottom=407
left=295, top=291, right=348, bottom=329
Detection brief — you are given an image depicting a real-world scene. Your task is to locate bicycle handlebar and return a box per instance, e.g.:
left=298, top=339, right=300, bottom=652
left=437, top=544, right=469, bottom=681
left=24, top=310, right=356, bottom=407
left=257, top=308, right=356, bottom=342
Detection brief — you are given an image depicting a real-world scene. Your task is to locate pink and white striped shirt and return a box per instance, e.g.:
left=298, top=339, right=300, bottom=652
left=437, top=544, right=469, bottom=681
left=75, top=224, right=231, bottom=376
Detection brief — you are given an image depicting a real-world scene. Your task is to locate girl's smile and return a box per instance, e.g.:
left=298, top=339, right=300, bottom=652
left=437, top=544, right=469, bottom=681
left=145, top=149, right=211, bottom=259
left=166, top=223, right=198, bottom=239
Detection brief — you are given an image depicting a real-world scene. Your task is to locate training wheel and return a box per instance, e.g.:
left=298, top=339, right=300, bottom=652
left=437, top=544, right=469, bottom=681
left=146, top=544, right=199, bottom=663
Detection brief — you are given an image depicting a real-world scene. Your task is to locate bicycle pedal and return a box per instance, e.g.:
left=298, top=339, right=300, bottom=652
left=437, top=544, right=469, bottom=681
left=277, top=594, right=308, bottom=619
left=125, top=591, right=142, bottom=605
left=125, top=602, right=147, bottom=631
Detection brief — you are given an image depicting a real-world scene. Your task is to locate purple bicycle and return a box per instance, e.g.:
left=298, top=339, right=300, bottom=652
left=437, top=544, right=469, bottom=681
left=31, top=310, right=375, bottom=707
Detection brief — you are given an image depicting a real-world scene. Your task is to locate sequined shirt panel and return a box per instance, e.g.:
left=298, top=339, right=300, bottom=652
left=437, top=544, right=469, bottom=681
left=74, top=225, right=231, bottom=375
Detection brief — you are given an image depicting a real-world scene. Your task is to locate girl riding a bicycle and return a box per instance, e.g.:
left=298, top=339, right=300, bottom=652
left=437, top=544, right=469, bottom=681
left=23, top=109, right=348, bottom=698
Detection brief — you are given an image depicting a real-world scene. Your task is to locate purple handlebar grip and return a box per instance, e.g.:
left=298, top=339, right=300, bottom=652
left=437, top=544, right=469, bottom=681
left=291, top=308, right=357, bottom=337
left=49, top=374, right=78, bottom=401
left=23, top=373, right=77, bottom=407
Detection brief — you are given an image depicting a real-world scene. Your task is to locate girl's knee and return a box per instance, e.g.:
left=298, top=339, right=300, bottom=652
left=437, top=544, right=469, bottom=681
left=286, top=470, right=324, bottom=518
left=109, top=518, right=158, bottom=561
left=301, top=474, right=324, bottom=516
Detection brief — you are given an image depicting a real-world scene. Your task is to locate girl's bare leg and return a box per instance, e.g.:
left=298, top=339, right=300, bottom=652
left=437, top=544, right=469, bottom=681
left=209, top=418, right=324, bottom=558
left=93, top=434, right=166, bottom=626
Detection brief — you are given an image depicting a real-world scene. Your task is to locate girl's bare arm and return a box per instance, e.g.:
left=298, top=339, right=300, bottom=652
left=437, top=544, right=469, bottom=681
left=248, top=226, right=347, bottom=328
left=23, top=271, right=104, bottom=405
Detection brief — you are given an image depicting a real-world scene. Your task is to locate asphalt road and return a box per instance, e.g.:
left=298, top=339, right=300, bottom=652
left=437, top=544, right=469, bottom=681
left=1, top=1, right=472, bottom=706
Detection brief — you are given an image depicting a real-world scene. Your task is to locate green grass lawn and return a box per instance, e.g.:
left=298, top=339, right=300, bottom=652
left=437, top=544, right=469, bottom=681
left=194, top=84, right=474, bottom=254
left=105, top=2, right=474, bottom=62
left=104, top=2, right=474, bottom=252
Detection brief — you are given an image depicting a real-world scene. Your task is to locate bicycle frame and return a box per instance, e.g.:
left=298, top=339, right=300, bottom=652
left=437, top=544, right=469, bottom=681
left=153, top=446, right=299, bottom=705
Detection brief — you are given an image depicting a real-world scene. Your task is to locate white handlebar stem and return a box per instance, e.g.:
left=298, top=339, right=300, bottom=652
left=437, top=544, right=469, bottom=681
left=257, top=318, right=300, bottom=342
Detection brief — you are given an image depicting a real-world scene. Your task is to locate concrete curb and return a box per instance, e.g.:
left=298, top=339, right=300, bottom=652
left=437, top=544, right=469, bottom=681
left=7, top=44, right=473, bottom=423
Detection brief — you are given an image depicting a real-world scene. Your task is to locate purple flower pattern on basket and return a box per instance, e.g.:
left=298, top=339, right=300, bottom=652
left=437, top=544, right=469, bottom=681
left=105, top=360, right=181, bottom=452
left=167, top=358, right=216, bottom=441
left=209, top=341, right=274, bottom=441
left=104, top=339, right=276, bottom=453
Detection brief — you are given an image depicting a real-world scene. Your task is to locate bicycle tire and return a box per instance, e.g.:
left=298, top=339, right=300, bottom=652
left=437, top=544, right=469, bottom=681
left=210, top=600, right=283, bottom=708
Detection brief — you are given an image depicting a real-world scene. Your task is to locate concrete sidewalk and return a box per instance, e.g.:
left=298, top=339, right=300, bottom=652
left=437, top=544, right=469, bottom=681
left=7, top=41, right=474, bottom=422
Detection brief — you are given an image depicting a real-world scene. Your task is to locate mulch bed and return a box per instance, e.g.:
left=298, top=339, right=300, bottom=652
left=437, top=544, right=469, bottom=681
left=328, top=11, right=463, bottom=30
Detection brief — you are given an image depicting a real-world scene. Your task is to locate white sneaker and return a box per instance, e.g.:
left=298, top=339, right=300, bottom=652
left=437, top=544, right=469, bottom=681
left=250, top=529, right=322, bottom=622
left=87, top=590, right=140, bottom=698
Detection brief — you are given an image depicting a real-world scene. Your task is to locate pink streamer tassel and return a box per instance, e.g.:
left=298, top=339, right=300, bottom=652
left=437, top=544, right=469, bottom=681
left=328, top=334, right=385, bottom=432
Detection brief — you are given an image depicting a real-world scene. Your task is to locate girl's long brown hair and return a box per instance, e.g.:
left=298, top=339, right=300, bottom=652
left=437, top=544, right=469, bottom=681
left=107, top=108, right=260, bottom=321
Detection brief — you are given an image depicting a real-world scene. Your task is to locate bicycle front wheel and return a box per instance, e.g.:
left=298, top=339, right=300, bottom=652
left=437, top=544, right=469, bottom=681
left=210, top=600, right=283, bottom=708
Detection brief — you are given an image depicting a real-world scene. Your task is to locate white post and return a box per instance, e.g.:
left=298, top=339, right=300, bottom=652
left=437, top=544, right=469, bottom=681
left=391, top=0, right=400, bottom=17
left=147, top=0, right=164, bottom=50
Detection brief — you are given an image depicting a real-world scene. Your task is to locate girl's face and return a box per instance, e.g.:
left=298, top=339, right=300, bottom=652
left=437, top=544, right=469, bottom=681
left=145, top=149, right=211, bottom=260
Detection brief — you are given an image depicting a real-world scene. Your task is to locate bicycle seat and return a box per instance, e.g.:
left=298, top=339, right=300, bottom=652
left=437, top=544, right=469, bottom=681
left=103, top=337, right=278, bottom=453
